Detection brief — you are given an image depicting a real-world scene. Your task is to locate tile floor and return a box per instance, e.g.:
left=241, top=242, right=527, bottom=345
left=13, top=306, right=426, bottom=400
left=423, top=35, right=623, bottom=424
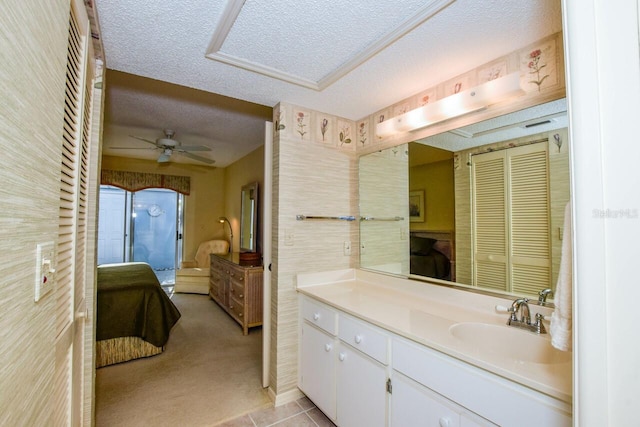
left=216, top=397, right=336, bottom=427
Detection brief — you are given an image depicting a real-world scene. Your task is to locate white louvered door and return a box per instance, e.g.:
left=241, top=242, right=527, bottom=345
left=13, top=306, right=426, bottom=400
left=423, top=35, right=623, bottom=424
left=472, top=151, right=508, bottom=291
left=508, top=146, right=551, bottom=295
left=55, top=1, right=93, bottom=425
left=471, top=142, right=551, bottom=294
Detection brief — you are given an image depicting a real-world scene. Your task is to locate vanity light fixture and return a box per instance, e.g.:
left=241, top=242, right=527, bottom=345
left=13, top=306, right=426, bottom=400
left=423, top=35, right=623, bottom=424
left=219, top=216, right=233, bottom=253
left=376, top=72, right=524, bottom=138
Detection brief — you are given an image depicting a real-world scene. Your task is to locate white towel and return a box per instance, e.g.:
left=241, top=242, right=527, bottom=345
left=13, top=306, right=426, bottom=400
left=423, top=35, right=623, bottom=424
left=550, top=202, right=572, bottom=351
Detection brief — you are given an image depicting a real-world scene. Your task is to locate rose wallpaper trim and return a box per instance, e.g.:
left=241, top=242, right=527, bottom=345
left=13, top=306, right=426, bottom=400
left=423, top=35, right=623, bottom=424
left=294, top=109, right=310, bottom=140
left=527, top=49, right=549, bottom=91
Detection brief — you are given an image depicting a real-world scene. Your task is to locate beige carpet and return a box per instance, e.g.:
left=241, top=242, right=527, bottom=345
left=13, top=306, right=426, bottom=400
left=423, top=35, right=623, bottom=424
left=95, top=293, right=271, bottom=426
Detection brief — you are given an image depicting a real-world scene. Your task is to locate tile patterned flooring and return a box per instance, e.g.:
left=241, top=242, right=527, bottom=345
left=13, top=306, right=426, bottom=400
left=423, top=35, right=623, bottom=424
left=217, top=397, right=336, bottom=427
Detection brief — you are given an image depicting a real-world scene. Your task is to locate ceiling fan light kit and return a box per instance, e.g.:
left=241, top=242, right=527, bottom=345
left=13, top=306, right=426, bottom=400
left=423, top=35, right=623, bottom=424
left=122, top=129, right=215, bottom=164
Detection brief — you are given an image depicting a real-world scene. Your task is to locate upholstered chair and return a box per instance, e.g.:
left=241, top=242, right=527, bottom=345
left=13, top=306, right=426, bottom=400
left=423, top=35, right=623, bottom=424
left=174, top=239, right=229, bottom=294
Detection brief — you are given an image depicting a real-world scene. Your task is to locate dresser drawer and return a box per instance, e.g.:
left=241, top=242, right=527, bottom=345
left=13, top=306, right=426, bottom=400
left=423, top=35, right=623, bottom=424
left=301, top=296, right=337, bottom=335
left=229, top=294, right=245, bottom=320
left=230, top=280, right=245, bottom=302
left=227, top=264, right=244, bottom=280
left=338, top=313, right=389, bottom=364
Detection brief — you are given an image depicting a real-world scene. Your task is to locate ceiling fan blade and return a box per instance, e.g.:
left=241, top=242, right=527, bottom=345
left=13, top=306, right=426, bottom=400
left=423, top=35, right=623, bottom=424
left=175, top=145, right=212, bottom=152
left=129, top=135, right=160, bottom=146
left=178, top=151, right=216, bottom=165
left=110, top=146, right=157, bottom=150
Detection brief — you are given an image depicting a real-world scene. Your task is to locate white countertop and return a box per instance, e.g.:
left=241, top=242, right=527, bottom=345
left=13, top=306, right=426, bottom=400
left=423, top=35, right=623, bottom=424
left=296, top=268, right=573, bottom=404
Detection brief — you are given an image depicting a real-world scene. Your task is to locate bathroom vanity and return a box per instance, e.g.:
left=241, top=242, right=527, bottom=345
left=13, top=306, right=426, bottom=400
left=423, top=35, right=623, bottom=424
left=297, top=269, right=572, bottom=427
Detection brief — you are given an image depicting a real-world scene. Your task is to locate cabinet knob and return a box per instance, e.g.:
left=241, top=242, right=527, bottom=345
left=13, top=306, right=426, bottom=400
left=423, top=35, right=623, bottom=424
left=354, top=334, right=363, bottom=344
left=238, top=313, right=243, bottom=317
left=229, top=305, right=234, bottom=309
left=439, top=417, right=451, bottom=427
left=339, top=352, right=346, bottom=362
left=313, top=313, right=320, bottom=321
left=230, top=287, right=234, bottom=293
left=239, top=277, right=244, bottom=281
left=324, top=343, right=332, bottom=352
left=239, top=294, right=244, bottom=299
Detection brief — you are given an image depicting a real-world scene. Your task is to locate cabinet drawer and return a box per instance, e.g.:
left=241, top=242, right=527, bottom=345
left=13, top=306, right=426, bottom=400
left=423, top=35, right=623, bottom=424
left=229, top=279, right=245, bottom=301
left=227, top=265, right=244, bottom=280
left=229, top=294, right=245, bottom=319
left=338, top=313, right=389, bottom=364
left=301, top=296, right=337, bottom=335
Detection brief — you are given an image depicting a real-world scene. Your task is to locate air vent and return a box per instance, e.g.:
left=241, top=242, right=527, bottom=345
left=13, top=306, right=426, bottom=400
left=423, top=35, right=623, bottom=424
left=524, top=120, right=553, bottom=128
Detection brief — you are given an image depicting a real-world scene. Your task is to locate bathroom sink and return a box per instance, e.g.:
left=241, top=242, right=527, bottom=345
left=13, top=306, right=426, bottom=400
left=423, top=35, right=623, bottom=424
left=449, top=322, right=571, bottom=364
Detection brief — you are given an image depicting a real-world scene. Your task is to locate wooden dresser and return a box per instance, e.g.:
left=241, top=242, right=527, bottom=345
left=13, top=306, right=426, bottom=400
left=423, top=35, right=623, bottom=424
left=209, top=253, right=263, bottom=335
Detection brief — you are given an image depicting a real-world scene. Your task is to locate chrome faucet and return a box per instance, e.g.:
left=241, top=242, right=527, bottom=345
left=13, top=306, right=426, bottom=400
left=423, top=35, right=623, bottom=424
left=507, top=297, right=546, bottom=334
left=538, top=288, right=553, bottom=306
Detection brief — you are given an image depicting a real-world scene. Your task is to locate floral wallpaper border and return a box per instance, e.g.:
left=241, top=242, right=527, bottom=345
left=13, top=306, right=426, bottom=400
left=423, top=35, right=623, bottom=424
left=360, top=31, right=565, bottom=151
left=273, top=103, right=357, bottom=152
left=273, top=32, right=563, bottom=157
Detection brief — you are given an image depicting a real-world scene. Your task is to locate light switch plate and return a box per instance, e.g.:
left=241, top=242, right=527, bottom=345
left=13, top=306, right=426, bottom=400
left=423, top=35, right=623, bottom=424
left=343, top=241, right=351, bottom=256
left=35, top=241, right=55, bottom=302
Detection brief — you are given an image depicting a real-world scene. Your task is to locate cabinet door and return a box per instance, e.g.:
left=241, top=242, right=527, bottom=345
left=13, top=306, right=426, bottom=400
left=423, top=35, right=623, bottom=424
left=391, top=373, right=460, bottom=427
left=336, top=343, right=387, bottom=427
left=300, top=322, right=336, bottom=421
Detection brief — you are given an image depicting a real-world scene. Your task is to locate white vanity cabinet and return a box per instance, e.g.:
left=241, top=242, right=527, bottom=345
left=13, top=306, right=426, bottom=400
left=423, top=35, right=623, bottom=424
left=391, top=372, right=493, bottom=427
left=299, top=296, right=389, bottom=427
left=336, top=313, right=389, bottom=427
left=299, top=297, right=338, bottom=420
left=392, top=336, right=571, bottom=427
left=299, top=292, right=571, bottom=427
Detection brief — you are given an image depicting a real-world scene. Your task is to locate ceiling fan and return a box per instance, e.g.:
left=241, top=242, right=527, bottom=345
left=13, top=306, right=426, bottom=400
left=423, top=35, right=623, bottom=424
left=112, top=129, right=215, bottom=164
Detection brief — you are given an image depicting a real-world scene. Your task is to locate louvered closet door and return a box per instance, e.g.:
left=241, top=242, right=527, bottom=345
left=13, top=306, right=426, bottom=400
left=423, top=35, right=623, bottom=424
left=55, top=1, right=92, bottom=425
left=471, top=142, right=551, bottom=294
left=472, top=151, right=508, bottom=291
left=508, top=144, right=551, bottom=295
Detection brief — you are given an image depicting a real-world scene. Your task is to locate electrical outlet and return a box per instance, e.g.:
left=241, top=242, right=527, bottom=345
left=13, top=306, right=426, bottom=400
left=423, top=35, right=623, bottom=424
left=343, top=241, right=352, bottom=256
left=35, top=242, right=55, bottom=302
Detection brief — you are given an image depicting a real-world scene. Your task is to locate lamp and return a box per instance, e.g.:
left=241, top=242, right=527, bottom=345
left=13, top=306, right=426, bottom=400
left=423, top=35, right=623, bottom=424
left=376, top=72, right=524, bottom=138
left=218, top=216, right=233, bottom=254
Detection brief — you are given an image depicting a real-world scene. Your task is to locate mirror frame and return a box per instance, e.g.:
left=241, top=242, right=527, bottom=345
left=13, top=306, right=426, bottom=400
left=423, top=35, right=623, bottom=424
left=240, top=182, right=258, bottom=252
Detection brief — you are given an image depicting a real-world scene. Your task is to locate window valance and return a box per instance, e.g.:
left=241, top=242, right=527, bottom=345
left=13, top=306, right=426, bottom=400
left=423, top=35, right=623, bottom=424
left=101, top=170, right=190, bottom=195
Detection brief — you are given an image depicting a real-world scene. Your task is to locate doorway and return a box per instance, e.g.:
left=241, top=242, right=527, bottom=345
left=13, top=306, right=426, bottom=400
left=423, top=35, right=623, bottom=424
left=97, top=185, right=184, bottom=286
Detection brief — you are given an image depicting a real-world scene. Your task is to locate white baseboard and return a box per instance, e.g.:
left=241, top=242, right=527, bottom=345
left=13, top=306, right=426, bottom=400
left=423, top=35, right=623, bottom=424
left=267, top=387, right=305, bottom=407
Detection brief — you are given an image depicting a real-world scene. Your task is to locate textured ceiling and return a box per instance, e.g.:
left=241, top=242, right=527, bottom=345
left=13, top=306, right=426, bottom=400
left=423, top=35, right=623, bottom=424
left=93, top=0, right=563, bottom=167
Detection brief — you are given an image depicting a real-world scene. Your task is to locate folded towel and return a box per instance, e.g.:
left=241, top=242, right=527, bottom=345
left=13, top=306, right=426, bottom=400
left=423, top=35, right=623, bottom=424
left=550, top=202, right=573, bottom=351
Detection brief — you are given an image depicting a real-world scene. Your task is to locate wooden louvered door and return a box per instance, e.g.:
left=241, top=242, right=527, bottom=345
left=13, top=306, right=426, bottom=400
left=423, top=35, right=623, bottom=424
left=55, top=1, right=93, bottom=425
left=508, top=144, right=551, bottom=295
left=471, top=151, right=508, bottom=291
left=471, top=142, right=551, bottom=293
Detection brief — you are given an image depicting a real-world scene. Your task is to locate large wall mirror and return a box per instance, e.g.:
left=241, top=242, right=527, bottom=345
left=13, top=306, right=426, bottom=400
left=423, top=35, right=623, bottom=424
left=240, top=182, right=258, bottom=252
left=359, top=98, right=570, bottom=302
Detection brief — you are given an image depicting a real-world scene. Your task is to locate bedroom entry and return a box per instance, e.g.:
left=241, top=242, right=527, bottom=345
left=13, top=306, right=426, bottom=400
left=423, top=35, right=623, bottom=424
left=97, top=185, right=184, bottom=286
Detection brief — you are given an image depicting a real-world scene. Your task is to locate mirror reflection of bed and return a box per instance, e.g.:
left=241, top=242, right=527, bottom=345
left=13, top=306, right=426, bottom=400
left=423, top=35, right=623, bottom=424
left=410, top=232, right=454, bottom=281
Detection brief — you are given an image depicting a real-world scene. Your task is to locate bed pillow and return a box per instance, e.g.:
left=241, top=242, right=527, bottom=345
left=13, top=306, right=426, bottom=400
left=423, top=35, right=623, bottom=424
left=410, top=237, right=437, bottom=255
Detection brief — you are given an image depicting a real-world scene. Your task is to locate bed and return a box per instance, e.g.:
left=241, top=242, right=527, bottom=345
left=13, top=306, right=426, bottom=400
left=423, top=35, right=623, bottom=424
left=96, top=262, right=181, bottom=367
left=410, top=233, right=453, bottom=281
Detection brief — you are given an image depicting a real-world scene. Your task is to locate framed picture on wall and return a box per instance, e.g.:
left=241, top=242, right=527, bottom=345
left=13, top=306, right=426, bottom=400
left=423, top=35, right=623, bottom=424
left=409, top=190, right=425, bottom=222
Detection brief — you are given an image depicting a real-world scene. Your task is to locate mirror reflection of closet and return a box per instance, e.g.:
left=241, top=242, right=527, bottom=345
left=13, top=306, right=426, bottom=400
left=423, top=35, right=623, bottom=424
left=240, top=182, right=258, bottom=253
left=359, top=99, right=570, bottom=301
